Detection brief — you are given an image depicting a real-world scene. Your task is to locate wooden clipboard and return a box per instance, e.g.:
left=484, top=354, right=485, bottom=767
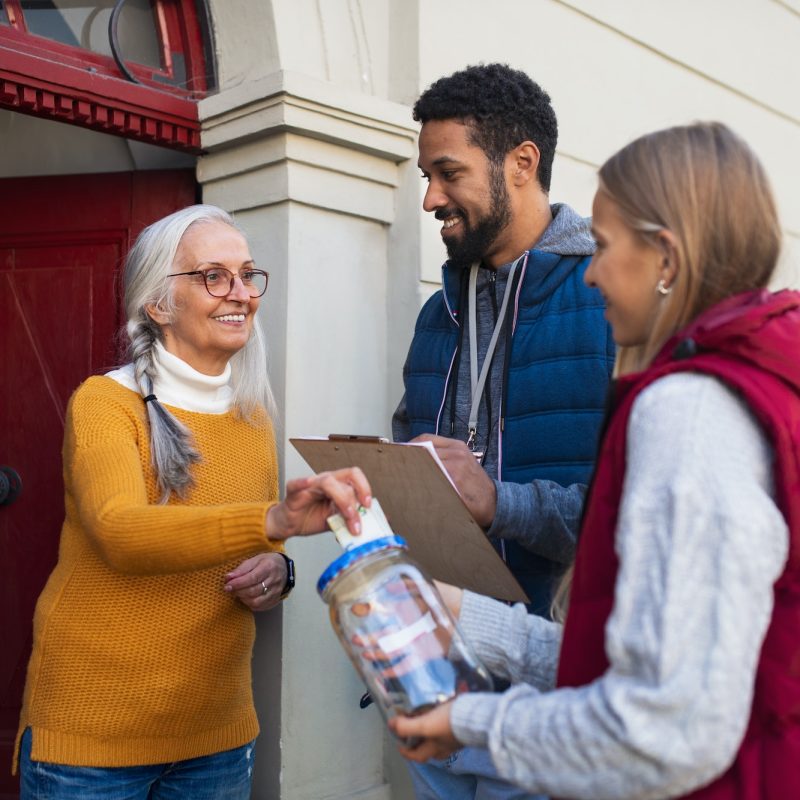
left=290, top=436, right=528, bottom=603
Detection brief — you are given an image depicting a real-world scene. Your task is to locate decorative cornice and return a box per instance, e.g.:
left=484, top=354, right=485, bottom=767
left=0, top=44, right=201, bottom=151
left=197, top=71, right=417, bottom=223
left=199, top=70, right=416, bottom=162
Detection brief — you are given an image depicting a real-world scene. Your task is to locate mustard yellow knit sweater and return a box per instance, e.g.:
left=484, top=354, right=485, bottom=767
left=15, top=376, right=280, bottom=770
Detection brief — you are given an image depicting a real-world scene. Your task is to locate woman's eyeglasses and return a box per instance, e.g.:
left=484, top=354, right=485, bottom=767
left=167, top=267, right=269, bottom=298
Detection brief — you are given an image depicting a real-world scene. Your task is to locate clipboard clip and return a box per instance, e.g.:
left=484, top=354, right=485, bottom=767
left=328, top=434, right=390, bottom=443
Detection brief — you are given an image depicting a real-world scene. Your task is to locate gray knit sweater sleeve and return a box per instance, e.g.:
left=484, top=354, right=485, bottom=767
left=449, top=373, right=789, bottom=800
left=488, top=479, right=585, bottom=563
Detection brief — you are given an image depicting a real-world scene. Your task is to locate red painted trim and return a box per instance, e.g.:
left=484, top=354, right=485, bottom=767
left=0, top=1, right=211, bottom=152
left=0, top=43, right=201, bottom=151
left=0, top=24, right=181, bottom=90
left=160, top=0, right=209, bottom=95
left=3, top=1, right=24, bottom=31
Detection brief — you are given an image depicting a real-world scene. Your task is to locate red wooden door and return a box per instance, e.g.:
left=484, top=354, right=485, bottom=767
left=0, top=170, right=195, bottom=796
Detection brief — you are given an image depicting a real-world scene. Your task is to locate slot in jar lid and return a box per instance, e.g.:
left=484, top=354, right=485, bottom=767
left=317, top=535, right=408, bottom=596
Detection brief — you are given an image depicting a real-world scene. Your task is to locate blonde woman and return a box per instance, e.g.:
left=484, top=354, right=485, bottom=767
left=392, top=123, right=800, bottom=799
left=15, top=205, right=369, bottom=799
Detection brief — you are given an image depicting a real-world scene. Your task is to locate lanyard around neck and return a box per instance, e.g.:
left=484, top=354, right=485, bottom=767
left=466, top=254, right=523, bottom=450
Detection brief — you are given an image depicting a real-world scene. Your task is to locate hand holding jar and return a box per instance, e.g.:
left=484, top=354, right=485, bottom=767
left=317, top=528, right=492, bottom=743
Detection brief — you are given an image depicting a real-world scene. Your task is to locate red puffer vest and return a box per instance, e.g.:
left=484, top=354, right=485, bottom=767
left=556, top=290, right=800, bottom=799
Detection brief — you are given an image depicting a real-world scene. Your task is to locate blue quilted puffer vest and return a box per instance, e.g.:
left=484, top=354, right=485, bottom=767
left=402, top=251, right=615, bottom=612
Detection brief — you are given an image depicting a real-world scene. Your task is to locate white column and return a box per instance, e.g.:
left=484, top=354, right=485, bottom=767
left=198, top=69, right=418, bottom=800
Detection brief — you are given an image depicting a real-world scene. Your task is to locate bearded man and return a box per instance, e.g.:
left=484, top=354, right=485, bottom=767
left=392, top=63, right=615, bottom=799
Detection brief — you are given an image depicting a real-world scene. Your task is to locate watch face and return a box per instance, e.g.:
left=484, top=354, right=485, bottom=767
left=280, top=554, right=295, bottom=596
left=286, top=558, right=295, bottom=587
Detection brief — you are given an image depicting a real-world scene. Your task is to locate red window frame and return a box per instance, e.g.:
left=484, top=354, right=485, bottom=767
left=0, top=1, right=210, bottom=152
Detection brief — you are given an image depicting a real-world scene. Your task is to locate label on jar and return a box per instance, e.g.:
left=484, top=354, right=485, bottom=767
left=327, top=497, right=394, bottom=550
left=376, top=610, right=437, bottom=654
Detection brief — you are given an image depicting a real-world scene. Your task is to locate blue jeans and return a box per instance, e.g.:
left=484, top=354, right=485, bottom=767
left=408, top=747, right=545, bottom=800
left=19, top=728, right=255, bottom=800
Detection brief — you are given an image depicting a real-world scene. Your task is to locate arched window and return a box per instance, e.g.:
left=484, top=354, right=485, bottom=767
left=0, top=1, right=214, bottom=150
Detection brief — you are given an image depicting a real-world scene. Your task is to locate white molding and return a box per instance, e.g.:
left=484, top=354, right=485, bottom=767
left=199, top=68, right=416, bottom=160
left=198, top=70, right=417, bottom=222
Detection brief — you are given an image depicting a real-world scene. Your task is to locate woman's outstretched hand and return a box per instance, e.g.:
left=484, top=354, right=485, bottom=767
left=266, top=467, right=371, bottom=540
left=389, top=702, right=462, bottom=762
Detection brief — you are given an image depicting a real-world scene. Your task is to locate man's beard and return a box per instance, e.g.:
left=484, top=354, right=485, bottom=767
left=442, top=163, right=512, bottom=268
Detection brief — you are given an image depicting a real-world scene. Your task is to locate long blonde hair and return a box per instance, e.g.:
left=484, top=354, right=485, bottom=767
left=601, top=122, right=782, bottom=375
left=552, top=122, right=782, bottom=620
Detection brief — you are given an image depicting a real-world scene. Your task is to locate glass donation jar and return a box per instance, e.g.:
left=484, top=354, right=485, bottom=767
left=317, top=535, right=493, bottom=734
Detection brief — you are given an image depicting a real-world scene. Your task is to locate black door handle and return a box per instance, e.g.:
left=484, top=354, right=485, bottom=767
left=0, top=466, right=22, bottom=506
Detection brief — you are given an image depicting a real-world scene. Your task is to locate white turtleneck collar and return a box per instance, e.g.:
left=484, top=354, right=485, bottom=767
left=106, top=341, right=234, bottom=414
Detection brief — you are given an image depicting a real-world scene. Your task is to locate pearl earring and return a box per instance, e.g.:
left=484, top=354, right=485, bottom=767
left=656, top=278, right=672, bottom=296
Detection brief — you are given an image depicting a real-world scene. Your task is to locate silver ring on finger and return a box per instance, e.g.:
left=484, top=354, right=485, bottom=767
left=261, top=580, right=269, bottom=595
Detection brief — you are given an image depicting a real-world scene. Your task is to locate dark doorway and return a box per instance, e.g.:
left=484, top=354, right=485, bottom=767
left=0, top=169, right=195, bottom=796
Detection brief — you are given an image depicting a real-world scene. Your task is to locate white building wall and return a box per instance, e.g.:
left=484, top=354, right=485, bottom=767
left=199, top=2, right=800, bottom=798
left=416, top=0, right=800, bottom=289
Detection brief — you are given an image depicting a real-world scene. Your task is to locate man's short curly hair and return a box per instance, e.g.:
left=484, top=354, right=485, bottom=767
left=413, top=63, right=558, bottom=192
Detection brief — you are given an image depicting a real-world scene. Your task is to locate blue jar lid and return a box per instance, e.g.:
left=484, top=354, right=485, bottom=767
left=317, top=535, right=408, bottom=597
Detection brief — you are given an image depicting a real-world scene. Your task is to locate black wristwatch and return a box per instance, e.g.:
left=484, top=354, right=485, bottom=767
left=277, top=552, right=295, bottom=598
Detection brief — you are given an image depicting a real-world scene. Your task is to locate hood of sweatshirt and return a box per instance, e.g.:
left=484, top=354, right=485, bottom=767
left=536, top=203, right=595, bottom=257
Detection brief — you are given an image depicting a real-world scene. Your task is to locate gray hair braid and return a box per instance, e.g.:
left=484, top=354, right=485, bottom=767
left=126, top=316, right=201, bottom=501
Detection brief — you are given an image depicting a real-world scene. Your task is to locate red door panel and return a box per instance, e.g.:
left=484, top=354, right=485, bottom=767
left=0, top=170, right=195, bottom=797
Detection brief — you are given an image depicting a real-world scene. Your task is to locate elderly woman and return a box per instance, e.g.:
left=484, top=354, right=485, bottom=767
left=14, top=205, right=369, bottom=799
